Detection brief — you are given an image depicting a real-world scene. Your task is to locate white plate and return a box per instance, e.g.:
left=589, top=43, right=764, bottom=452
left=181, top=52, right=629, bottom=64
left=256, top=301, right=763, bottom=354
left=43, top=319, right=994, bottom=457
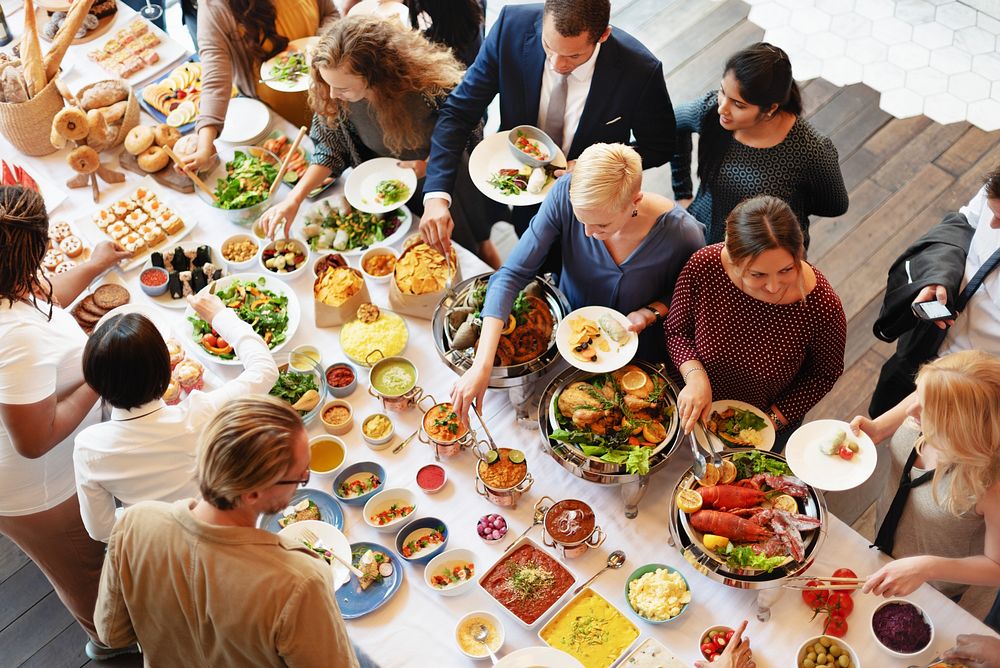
left=138, top=245, right=223, bottom=310
left=468, top=131, right=566, bottom=206
left=785, top=419, right=877, bottom=491
left=555, top=306, right=637, bottom=373
left=183, top=272, right=300, bottom=366
left=343, top=158, right=418, bottom=214
left=219, top=97, right=272, bottom=144
left=87, top=12, right=190, bottom=88
left=278, top=520, right=352, bottom=591
left=494, top=648, right=583, bottom=668
left=695, top=400, right=776, bottom=452
left=297, top=199, right=412, bottom=257
left=259, top=37, right=316, bottom=93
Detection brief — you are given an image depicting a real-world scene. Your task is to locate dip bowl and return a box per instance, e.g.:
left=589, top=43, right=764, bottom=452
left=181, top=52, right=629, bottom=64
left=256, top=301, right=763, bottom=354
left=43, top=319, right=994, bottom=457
left=308, top=435, right=346, bottom=482
left=455, top=611, right=505, bottom=660
left=419, top=398, right=476, bottom=459
left=797, top=635, right=861, bottom=668
left=539, top=496, right=605, bottom=559
left=424, top=548, right=477, bottom=596
left=870, top=598, right=934, bottom=658
left=394, top=516, right=449, bottom=564
left=363, top=487, right=417, bottom=533
left=324, top=361, right=357, bottom=398
left=367, top=355, right=423, bottom=412
left=624, top=564, right=690, bottom=624
left=320, top=399, right=353, bottom=436
left=507, top=125, right=557, bottom=168
left=474, top=444, right=533, bottom=509
left=332, top=461, right=385, bottom=507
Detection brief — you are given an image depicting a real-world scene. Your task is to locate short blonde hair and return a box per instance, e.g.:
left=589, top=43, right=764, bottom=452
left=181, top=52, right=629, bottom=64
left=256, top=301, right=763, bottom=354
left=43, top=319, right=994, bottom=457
left=917, top=350, right=1000, bottom=516
left=198, top=396, right=305, bottom=510
left=568, top=143, right=642, bottom=213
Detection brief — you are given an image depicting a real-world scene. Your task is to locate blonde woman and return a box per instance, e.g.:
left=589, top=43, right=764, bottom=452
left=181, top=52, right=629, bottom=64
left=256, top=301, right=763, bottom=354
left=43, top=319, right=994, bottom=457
left=260, top=15, right=494, bottom=257
left=856, top=350, right=1000, bottom=620
left=450, top=143, right=705, bottom=422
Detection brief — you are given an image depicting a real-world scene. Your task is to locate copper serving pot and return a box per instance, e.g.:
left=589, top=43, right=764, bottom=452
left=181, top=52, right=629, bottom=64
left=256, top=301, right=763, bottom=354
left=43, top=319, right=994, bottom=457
left=418, top=397, right=477, bottom=459
left=537, top=495, right=606, bottom=559
left=473, top=443, right=534, bottom=508
left=367, top=355, right=423, bottom=412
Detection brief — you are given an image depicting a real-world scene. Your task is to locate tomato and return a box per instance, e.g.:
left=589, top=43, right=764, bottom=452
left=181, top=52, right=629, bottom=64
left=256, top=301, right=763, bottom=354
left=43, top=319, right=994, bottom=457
left=215, top=337, right=229, bottom=350
left=715, top=635, right=727, bottom=648
left=701, top=643, right=713, bottom=656
left=801, top=581, right=829, bottom=610
left=832, top=568, right=858, bottom=580
left=828, top=591, right=854, bottom=617
left=201, top=333, right=217, bottom=347
left=838, top=445, right=855, bottom=460
left=725, top=630, right=734, bottom=641
left=824, top=613, right=848, bottom=637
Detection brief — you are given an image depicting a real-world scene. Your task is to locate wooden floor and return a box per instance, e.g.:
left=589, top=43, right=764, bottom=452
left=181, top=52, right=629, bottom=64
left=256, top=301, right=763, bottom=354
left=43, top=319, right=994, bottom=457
left=3, top=1, right=998, bottom=666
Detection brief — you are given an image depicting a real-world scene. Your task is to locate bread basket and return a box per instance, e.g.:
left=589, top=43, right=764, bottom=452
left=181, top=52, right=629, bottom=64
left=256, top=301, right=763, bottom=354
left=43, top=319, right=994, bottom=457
left=0, top=78, right=64, bottom=156
left=77, top=80, right=140, bottom=149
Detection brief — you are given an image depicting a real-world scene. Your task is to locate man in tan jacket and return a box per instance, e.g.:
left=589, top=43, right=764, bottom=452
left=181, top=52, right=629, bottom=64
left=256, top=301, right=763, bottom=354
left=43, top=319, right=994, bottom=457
left=94, top=396, right=361, bottom=667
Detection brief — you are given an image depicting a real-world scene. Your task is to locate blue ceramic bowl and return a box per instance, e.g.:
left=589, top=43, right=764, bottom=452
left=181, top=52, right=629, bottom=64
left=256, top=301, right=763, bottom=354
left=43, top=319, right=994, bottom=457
left=624, top=563, right=691, bottom=624
left=394, top=516, right=449, bottom=564
left=332, top=461, right=386, bottom=507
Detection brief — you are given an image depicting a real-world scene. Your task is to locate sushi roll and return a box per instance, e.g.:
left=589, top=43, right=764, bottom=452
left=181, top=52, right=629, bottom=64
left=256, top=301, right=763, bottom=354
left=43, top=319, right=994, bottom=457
left=171, top=247, right=190, bottom=272
left=167, top=272, right=183, bottom=299
left=150, top=251, right=165, bottom=269
left=194, top=245, right=211, bottom=267
left=178, top=271, right=193, bottom=297
left=190, top=267, right=207, bottom=293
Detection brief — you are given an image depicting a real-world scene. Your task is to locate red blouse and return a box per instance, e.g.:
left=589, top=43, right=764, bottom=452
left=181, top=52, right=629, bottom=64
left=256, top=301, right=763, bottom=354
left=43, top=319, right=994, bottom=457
left=664, top=244, right=846, bottom=425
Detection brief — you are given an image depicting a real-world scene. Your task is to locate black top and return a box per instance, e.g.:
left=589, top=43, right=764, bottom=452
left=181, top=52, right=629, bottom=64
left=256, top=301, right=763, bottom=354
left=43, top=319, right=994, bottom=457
left=671, top=91, right=849, bottom=247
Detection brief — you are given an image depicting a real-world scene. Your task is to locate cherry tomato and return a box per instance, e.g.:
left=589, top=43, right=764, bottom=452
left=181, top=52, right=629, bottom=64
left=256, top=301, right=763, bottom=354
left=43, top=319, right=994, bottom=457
left=701, top=643, right=714, bottom=656
left=715, top=635, right=727, bottom=648
left=838, top=445, right=855, bottom=460
left=202, top=333, right=217, bottom=347
left=725, top=630, right=734, bottom=641
left=828, top=591, right=855, bottom=617
left=801, top=580, right=829, bottom=610
left=215, top=337, right=229, bottom=350
left=832, top=567, right=858, bottom=580
left=824, top=613, right=848, bottom=637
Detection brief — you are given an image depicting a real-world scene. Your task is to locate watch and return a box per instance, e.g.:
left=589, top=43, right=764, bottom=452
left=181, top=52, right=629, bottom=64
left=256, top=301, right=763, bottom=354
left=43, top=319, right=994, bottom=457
left=645, top=303, right=667, bottom=321
left=768, top=409, right=784, bottom=430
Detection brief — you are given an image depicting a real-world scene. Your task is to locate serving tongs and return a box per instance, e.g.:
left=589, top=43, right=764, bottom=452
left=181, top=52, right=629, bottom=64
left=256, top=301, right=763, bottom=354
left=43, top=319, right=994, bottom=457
left=697, top=419, right=725, bottom=470
left=783, top=575, right=867, bottom=591
left=472, top=400, right=499, bottom=452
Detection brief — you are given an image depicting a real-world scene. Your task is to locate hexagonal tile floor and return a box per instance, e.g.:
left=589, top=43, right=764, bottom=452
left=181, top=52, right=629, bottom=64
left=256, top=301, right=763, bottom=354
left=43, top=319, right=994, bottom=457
left=744, top=0, right=1000, bottom=129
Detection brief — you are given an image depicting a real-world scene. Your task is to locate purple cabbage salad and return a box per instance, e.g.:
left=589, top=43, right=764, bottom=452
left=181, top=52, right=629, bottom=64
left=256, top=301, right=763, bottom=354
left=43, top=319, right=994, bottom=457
left=872, top=602, right=931, bottom=653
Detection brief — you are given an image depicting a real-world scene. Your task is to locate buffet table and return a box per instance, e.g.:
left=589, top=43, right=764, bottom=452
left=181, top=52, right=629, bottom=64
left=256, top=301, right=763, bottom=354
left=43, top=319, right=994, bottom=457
left=2, top=15, right=998, bottom=666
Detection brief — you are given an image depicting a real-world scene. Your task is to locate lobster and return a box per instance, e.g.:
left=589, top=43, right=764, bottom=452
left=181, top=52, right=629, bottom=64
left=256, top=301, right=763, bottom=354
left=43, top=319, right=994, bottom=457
left=690, top=509, right=773, bottom=543
left=696, top=484, right=766, bottom=511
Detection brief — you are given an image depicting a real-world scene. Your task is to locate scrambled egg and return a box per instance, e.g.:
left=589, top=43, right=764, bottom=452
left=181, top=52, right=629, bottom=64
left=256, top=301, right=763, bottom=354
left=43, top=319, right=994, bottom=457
left=627, top=568, right=690, bottom=621
left=341, top=311, right=408, bottom=363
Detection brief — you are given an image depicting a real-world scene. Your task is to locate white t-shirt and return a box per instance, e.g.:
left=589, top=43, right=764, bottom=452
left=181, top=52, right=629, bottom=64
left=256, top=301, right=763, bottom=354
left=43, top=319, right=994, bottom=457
left=940, top=186, right=1000, bottom=356
left=0, top=300, right=100, bottom=516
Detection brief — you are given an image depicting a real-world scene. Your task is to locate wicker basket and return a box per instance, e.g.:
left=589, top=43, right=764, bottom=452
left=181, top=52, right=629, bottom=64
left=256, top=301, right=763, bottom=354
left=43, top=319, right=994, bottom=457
left=77, top=80, right=140, bottom=149
left=0, top=78, right=65, bottom=156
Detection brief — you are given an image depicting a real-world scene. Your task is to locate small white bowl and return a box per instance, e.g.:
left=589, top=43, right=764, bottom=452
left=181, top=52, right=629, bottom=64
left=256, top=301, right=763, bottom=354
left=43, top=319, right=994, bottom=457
left=260, top=237, right=309, bottom=280
left=220, top=233, right=260, bottom=272
left=320, top=399, right=354, bottom=436
left=308, top=434, right=346, bottom=481
left=697, top=625, right=734, bottom=663
left=425, top=548, right=477, bottom=597
left=363, top=487, right=417, bottom=533
left=290, top=345, right=321, bottom=371
left=870, top=599, right=934, bottom=658
left=359, top=247, right=398, bottom=284
left=797, top=635, right=861, bottom=668
left=361, top=413, right=394, bottom=449
left=455, top=610, right=504, bottom=660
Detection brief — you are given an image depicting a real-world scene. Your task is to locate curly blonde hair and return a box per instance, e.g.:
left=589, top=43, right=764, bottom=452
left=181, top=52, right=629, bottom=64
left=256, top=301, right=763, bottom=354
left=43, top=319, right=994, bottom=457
left=917, top=350, right=1000, bottom=516
left=309, top=15, right=464, bottom=155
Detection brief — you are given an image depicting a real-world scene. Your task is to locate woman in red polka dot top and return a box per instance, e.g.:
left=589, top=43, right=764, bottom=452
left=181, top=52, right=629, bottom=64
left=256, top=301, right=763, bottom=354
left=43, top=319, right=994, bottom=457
left=665, top=195, right=846, bottom=451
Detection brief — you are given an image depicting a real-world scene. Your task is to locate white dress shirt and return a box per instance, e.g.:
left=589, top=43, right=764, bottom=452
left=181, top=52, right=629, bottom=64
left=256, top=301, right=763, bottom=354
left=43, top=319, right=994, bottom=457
left=536, top=42, right=601, bottom=156
left=940, top=185, right=1000, bottom=356
left=73, top=309, right=279, bottom=542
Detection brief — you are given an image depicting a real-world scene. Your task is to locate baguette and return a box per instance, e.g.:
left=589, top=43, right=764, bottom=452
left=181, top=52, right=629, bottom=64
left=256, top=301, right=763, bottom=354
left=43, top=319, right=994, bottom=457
left=20, top=0, right=47, bottom=98
left=44, top=0, right=97, bottom=82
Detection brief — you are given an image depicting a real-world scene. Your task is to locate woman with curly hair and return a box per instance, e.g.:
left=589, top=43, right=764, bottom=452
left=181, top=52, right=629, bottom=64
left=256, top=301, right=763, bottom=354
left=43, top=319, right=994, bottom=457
left=260, top=15, right=494, bottom=258
left=855, top=350, right=1000, bottom=622
left=0, top=186, right=132, bottom=661
left=181, top=0, right=341, bottom=173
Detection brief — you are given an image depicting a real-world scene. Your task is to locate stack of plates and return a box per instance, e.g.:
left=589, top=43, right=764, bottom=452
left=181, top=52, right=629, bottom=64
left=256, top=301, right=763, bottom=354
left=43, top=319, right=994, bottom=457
left=218, top=98, right=272, bottom=145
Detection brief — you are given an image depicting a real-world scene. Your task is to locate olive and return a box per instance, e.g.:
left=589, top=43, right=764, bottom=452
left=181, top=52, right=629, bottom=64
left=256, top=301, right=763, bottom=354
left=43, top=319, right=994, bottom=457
left=820, top=637, right=832, bottom=648
left=829, top=645, right=842, bottom=658
left=838, top=655, right=850, bottom=668
left=814, top=643, right=824, bottom=654
left=817, top=652, right=827, bottom=665
left=803, top=661, right=815, bottom=668
left=807, top=652, right=817, bottom=662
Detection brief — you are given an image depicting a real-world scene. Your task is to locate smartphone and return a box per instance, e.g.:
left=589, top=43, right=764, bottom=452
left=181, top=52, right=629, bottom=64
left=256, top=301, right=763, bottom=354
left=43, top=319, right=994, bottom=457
left=911, top=299, right=955, bottom=321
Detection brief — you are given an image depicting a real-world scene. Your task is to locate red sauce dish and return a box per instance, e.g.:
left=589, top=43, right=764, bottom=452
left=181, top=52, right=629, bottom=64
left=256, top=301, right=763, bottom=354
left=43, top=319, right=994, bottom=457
left=416, top=464, right=447, bottom=494
left=139, top=267, right=169, bottom=297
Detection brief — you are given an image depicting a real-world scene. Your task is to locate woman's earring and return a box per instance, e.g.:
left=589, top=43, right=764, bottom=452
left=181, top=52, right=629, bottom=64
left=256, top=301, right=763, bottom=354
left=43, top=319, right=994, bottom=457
left=631, top=209, right=638, bottom=218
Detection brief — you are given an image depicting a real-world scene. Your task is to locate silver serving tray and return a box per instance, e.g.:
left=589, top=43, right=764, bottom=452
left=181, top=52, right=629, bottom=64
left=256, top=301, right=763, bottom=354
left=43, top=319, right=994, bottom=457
left=432, top=272, right=570, bottom=388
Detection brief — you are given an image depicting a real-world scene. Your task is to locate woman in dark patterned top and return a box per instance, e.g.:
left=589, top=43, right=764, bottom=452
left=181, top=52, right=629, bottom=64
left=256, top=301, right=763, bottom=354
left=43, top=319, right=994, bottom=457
left=260, top=16, right=493, bottom=255
left=671, top=43, right=848, bottom=248
left=665, top=196, right=846, bottom=452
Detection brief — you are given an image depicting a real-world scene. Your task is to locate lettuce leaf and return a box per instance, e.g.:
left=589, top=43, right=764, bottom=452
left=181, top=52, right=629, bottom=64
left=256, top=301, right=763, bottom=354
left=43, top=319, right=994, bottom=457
left=721, top=544, right=787, bottom=573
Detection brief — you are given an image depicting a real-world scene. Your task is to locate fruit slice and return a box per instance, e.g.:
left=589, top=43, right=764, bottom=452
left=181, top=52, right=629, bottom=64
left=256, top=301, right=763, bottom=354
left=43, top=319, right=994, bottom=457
left=621, top=369, right=648, bottom=392
left=570, top=344, right=597, bottom=364
left=702, top=534, right=729, bottom=551
left=772, top=494, right=798, bottom=513
left=500, top=314, right=516, bottom=335
left=696, top=462, right=720, bottom=487
left=484, top=450, right=499, bottom=464
left=719, top=459, right=738, bottom=484
left=507, top=450, right=525, bottom=464
left=642, top=421, right=667, bottom=444
left=676, top=489, right=703, bottom=513
left=165, top=107, right=188, bottom=127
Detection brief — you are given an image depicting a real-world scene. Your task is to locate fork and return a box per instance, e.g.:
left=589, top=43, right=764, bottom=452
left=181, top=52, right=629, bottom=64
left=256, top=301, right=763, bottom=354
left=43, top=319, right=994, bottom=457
left=301, top=528, right=364, bottom=578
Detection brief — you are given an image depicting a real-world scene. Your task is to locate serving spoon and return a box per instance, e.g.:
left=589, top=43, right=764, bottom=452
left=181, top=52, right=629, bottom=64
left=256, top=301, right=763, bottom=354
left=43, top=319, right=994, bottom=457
left=573, top=550, right=626, bottom=594
left=473, top=625, right=498, bottom=665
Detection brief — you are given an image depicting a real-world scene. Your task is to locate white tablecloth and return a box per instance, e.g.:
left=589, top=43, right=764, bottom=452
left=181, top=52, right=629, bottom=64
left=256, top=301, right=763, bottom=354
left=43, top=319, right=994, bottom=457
left=1, top=33, right=996, bottom=666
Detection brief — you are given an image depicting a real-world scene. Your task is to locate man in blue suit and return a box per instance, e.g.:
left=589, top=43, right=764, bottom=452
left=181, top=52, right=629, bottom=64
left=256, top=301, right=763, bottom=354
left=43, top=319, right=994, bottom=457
left=419, top=0, right=675, bottom=257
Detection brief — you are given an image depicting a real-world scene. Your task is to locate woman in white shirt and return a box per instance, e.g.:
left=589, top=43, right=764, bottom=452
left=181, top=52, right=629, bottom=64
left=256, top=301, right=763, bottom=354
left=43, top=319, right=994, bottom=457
left=0, top=186, right=131, bottom=656
left=74, top=292, right=279, bottom=542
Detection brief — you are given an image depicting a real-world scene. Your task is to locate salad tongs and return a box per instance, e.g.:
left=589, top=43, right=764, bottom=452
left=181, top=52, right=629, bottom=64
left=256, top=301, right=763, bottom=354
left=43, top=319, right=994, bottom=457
left=697, top=419, right=725, bottom=470
left=688, top=430, right=707, bottom=480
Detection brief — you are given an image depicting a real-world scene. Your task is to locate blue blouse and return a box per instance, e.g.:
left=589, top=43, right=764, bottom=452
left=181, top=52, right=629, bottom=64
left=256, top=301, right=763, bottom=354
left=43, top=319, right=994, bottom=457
left=481, top=175, right=705, bottom=360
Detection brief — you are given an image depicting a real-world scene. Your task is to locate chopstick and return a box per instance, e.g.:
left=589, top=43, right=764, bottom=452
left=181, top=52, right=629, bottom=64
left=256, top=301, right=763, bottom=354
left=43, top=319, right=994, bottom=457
left=161, top=144, right=217, bottom=201
left=268, top=125, right=307, bottom=198
left=786, top=576, right=867, bottom=583
left=784, top=583, right=866, bottom=592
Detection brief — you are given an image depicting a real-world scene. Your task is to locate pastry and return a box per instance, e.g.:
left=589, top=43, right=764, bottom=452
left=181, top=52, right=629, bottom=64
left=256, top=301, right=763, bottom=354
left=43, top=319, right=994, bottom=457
left=59, top=236, right=84, bottom=258
left=49, top=222, right=73, bottom=242
left=41, top=250, right=63, bottom=271
left=106, top=222, right=130, bottom=240
left=139, top=224, right=165, bottom=246
left=159, top=214, right=184, bottom=235
left=162, top=379, right=181, bottom=405
left=80, top=80, right=129, bottom=111
left=92, top=284, right=130, bottom=310
left=98, top=100, right=128, bottom=124
left=54, top=108, right=90, bottom=142
left=121, top=232, right=146, bottom=253
left=72, top=297, right=104, bottom=327
left=137, top=146, right=168, bottom=173
left=50, top=124, right=68, bottom=150
left=93, top=209, right=116, bottom=229
left=166, top=339, right=185, bottom=369
left=124, top=125, right=154, bottom=155
left=152, top=124, right=180, bottom=149
left=54, top=260, right=77, bottom=274
left=66, top=146, right=100, bottom=174
left=125, top=210, right=148, bottom=228
left=86, top=109, right=113, bottom=151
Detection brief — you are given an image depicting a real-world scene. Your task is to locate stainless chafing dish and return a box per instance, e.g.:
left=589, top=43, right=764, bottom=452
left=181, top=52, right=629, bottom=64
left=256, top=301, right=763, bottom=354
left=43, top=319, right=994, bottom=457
left=536, top=360, right=683, bottom=518
left=432, top=272, right=571, bottom=421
